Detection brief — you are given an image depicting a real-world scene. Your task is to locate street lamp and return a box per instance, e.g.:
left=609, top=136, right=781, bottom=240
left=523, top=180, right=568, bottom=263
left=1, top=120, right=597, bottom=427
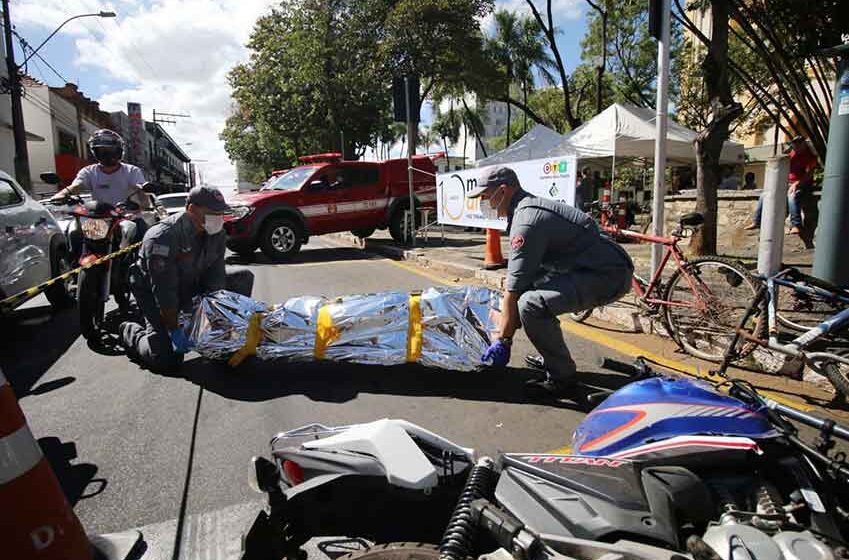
left=20, top=11, right=117, bottom=67
left=1, top=4, right=116, bottom=191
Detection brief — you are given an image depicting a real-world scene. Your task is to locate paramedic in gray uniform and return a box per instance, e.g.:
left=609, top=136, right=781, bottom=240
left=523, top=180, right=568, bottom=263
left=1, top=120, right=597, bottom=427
left=120, top=186, right=254, bottom=372
left=473, top=167, right=633, bottom=397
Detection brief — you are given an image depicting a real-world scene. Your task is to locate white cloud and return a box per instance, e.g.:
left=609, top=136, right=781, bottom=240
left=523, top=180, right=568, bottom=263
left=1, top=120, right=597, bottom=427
left=11, top=0, right=583, bottom=185
left=484, top=0, right=584, bottom=31
left=13, top=0, right=276, bottom=186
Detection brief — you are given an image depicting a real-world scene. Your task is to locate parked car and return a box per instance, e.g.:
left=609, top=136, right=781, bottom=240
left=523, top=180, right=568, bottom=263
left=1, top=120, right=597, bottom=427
left=145, top=193, right=169, bottom=223
left=156, top=192, right=189, bottom=216
left=224, top=153, right=438, bottom=261
left=0, top=170, right=73, bottom=312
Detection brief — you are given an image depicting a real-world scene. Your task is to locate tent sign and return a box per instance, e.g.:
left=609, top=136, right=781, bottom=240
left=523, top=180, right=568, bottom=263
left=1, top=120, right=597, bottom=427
left=437, top=156, right=577, bottom=230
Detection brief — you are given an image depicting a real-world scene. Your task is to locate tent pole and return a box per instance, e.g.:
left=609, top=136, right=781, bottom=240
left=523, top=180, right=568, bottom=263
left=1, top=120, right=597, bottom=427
left=650, top=0, right=671, bottom=274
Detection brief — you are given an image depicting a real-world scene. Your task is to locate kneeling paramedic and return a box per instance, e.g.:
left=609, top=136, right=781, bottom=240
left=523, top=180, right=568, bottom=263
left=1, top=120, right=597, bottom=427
left=472, top=167, right=633, bottom=397
left=120, top=186, right=255, bottom=372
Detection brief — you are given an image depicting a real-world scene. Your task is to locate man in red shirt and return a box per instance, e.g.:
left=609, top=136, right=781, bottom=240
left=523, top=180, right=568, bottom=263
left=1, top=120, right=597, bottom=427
left=786, top=136, right=818, bottom=235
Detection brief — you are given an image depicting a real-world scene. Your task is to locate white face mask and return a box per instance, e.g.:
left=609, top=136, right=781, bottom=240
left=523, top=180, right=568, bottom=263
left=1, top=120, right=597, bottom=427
left=204, top=214, right=225, bottom=235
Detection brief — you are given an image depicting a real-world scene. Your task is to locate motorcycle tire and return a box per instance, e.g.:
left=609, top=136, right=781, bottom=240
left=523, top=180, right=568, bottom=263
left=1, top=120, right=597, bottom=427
left=77, top=267, right=105, bottom=340
left=45, top=243, right=75, bottom=309
left=339, top=543, right=439, bottom=560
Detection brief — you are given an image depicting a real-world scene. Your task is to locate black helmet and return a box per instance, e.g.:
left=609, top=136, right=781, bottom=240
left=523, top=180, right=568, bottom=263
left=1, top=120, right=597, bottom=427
left=88, top=129, right=124, bottom=166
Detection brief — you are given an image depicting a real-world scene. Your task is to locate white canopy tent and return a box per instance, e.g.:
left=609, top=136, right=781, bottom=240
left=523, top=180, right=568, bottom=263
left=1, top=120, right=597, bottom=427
left=540, top=103, right=745, bottom=165
left=475, top=123, right=574, bottom=167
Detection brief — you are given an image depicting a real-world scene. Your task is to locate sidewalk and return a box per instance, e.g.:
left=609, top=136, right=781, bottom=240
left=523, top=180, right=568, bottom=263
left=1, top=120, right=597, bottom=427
left=327, top=223, right=835, bottom=400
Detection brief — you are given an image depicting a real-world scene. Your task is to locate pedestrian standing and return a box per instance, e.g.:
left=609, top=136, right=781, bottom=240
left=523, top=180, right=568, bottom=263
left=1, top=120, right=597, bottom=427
left=471, top=167, right=633, bottom=400
left=785, top=136, right=818, bottom=236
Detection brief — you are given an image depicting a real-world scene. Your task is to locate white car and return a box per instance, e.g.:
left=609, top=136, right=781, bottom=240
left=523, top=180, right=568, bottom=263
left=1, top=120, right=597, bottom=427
left=156, top=192, right=189, bottom=216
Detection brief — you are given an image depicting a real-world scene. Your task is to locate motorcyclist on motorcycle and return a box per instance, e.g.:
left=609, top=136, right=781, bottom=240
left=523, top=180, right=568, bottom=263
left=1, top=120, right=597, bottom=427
left=51, top=129, right=151, bottom=243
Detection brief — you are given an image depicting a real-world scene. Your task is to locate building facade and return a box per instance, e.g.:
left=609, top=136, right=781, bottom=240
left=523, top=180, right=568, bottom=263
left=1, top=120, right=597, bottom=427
left=436, top=94, right=508, bottom=164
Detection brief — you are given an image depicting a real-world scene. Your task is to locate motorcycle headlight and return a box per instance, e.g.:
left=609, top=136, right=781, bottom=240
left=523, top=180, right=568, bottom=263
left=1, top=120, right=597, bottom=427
left=230, top=206, right=254, bottom=220
left=81, top=217, right=110, bottom=240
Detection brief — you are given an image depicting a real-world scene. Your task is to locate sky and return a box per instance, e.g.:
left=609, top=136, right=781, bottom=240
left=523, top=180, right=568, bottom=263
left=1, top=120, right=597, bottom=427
left=8, top=0, right=588, bottom=187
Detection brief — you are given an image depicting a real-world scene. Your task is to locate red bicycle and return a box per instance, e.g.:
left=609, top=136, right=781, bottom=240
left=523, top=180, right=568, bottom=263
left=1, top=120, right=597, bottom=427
left=571, top=212, right=763, bottom=362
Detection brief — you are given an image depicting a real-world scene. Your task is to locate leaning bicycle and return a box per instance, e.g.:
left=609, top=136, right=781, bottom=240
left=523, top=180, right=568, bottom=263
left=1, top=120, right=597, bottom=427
left=571, top=212, right=763, bottom=362
left=716, top=267, right=849, bottom=400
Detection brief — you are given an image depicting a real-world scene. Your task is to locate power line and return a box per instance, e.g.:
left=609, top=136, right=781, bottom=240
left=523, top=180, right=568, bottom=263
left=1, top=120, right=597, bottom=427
left=11, top=29, right=69, bottom=83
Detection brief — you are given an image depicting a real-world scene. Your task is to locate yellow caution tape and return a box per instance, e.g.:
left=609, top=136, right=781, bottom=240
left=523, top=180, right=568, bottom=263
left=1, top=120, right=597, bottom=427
left=0, top=241, right=142, bottom=313
left=314, top=303, right=340, bottom=360
left=406, top=293, right=423, bottom=362
left=228, top=312, right=265, bottom=367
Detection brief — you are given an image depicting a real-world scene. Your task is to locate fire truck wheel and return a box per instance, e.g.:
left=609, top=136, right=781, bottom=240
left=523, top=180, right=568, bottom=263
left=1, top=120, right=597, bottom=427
left=389, top=207, right=418, bottom=245
left=260, top=217, right=303, bottom=262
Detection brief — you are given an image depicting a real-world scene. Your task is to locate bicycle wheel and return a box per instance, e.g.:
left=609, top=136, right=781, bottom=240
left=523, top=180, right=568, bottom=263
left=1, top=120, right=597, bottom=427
left=775, top=280, right=848, bottom=332
left=664, top=257, right=764, bottom=362
left=823, top=359, right=849, bottom=401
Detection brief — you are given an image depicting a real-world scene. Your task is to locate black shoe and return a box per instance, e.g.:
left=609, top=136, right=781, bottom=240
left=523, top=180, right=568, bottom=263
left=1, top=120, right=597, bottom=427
left=525, top=354, right=545, bottom=370
left=524, top=374, right=575, bottom=397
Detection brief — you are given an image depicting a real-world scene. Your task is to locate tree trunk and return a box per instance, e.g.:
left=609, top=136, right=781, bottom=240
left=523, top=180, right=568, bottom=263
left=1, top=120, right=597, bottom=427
left=690, top=0, right=742, bottom=256
left=523, top=82, right=528, bottom=133
left=597, top=8, right=608, bottom=115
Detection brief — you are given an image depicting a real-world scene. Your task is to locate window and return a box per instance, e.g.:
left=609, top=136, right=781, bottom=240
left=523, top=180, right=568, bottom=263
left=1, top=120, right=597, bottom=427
left=342, top=167, right=380, bottom=187
left=57, top=129, right=78, bottom=156
left=0, top=179, right=23, bottom=207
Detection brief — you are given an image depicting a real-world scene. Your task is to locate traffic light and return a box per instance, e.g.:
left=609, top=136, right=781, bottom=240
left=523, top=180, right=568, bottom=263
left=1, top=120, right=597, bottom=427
left=392, top=76, right=421, bottom=123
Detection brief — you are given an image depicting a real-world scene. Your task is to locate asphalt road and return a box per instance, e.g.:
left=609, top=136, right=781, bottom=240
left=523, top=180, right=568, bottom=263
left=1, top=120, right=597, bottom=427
left=2, top=237, right=631, bottom=558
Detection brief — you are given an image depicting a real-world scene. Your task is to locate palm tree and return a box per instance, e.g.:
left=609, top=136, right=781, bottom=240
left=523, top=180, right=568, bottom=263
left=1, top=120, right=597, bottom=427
left=515, top=17, right=557, bottom=134
left=461, top=98, right=488, bottom=161
left=432, top=104, right=461, bottom=168
left=488, top=10, right=522, bottom=146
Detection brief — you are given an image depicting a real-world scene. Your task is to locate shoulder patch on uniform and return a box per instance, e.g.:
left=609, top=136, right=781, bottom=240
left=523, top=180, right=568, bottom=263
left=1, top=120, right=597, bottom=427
left=151, top=244, right=170, bottom=257
left=511, top=234, right=525, bottom=250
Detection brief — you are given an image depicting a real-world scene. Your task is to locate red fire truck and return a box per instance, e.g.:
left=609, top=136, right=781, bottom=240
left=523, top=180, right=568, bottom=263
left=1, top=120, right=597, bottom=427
left=224, top=153, right=438, bottom=261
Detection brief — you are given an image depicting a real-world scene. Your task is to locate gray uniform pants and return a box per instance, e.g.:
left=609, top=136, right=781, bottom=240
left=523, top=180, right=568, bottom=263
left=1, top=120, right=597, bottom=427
left=122, top=266, right=255, bottom=373
left=518, top=266, right=632, bottom=383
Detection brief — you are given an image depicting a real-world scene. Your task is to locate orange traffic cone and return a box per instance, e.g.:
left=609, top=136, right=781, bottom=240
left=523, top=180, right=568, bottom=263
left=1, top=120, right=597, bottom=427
left=0, top=369, right=93, bottom=559
left=484, top=228, right=507, bottom=270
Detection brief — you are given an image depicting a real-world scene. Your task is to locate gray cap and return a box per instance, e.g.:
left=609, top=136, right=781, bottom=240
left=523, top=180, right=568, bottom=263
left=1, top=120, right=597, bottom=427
left=187, top=186, right=231, bottom=214
left=467, top=166, right=520, bottom=198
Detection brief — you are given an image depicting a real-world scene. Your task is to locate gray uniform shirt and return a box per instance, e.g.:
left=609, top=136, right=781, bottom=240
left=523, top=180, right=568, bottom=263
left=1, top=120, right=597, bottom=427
left=506, top=193, right=633, bottom=292
left=138, top=213, right=226, bottom=310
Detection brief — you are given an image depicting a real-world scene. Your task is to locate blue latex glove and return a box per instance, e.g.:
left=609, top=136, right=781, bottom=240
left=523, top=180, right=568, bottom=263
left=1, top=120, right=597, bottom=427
left=169, top=329, right=193, bottom=354
left=482, top=339, right=511, bottom=367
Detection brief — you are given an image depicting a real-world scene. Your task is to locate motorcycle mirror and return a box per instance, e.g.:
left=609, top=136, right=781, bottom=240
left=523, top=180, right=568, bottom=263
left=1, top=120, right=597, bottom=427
left=40, top=172, right=61, bottom=185
left=249, top=456, right=280, bottom=494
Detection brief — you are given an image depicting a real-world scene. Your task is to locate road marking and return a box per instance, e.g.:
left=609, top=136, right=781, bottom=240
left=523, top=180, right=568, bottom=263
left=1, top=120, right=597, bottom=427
left=386, top=259, right=460, bottom=285
left=283, top=259, right=392, bottom=268
left=387, top=256, right=815, bottom=413
left=560, top=319, right=814, bottom=412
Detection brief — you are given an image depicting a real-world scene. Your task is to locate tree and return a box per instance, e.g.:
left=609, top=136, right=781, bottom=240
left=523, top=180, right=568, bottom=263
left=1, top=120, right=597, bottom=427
left=676, top=0, right=847, bottom=164
left=524, top=0, right=583, bottom=129
left=515, top=16, right=557, bottom=131
left=222, top=0, right=495, bottom=172
left=685, top=0, right=743, bottom=255
left=431, top=104, right=462, bottom=159
left=487, top=10, right=523, bottom=146
left=581, top=0, right=684, bottom=111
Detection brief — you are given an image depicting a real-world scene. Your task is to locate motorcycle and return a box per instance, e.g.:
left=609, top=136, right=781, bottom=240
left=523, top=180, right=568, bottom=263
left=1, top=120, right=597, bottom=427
left=70, top=198, right=142, bottom=340
left=241, top=359, right=849, bottom=560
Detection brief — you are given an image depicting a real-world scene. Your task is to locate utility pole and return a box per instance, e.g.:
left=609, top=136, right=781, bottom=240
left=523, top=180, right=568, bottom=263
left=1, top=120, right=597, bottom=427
left=649, top=0, right=671, bottom=274
left=813, top=43, right=849, bottom=287
left=404, top=76, right=416, bottom=248
left=152, top=109, right=189, bottom=190
left=2, top=0, right=31, bottom=191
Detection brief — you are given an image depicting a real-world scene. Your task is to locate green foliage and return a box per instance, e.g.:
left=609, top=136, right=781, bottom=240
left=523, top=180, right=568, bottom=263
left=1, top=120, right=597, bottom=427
left=222, top=0, right=494, bottom=175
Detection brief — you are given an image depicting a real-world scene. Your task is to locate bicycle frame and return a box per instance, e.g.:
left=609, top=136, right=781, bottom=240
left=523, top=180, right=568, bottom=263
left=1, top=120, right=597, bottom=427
left=727, top=270, right=849, bottom=370
left=606, top=226, right=708, bottom=311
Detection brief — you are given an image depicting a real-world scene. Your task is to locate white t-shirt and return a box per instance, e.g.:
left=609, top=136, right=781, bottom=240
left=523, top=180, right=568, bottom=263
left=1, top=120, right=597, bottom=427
left=71, top=163, right=146, bottom=206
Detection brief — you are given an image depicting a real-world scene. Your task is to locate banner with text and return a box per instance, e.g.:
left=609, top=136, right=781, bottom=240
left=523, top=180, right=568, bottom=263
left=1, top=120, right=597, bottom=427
left=437, top=156, right=577, bottom=230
